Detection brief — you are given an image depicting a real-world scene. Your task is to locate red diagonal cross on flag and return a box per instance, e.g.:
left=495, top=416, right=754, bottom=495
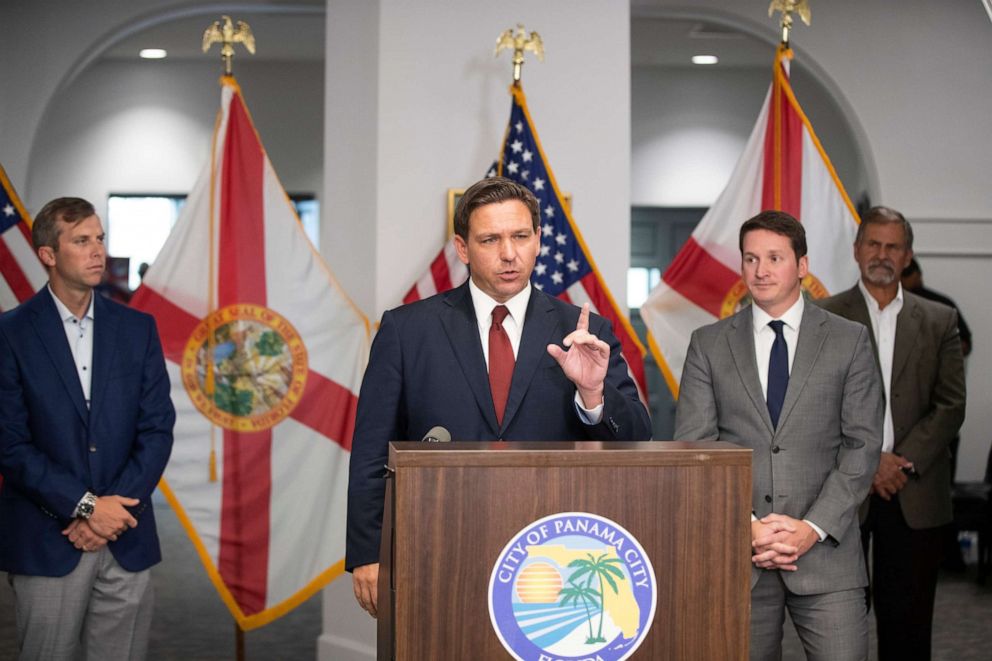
left=132, top=78, right=369, bottom=630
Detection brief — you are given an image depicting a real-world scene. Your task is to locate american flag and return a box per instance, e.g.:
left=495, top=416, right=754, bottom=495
left=0, top=163, right=46, bottom=312
left=404, top=84, right=648, bottom=401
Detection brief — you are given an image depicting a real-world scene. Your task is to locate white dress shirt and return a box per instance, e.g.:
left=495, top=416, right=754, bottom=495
left=49, top=286, right=95, bottom=407
left=858, top=279, right=903, bottom=454
left=749, top=295, right=826, bottom=542
left=751, top=296, right=804, bottom=400
left=467, top=279, right=603, bottom=423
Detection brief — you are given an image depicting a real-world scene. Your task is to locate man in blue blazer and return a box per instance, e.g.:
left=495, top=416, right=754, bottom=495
left=347, top=177, right=651, bottom=616
left=0, top=197, right=175, bottom=660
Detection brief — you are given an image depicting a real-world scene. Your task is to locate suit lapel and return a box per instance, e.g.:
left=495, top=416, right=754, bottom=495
left=775, top=303, right=828, bottom=433
left=891, top=294, right=921, bottom=385
left=838, top=286, right=877, bottom=356
left=439, top=284, right=500, bottom=435
left=727, top=307, right=774, bottom=436
left=28, top=289, right=89, bottom=424
left=88, top=294, right=120, bottom=420
left=500, top=289, right=559, bottom=433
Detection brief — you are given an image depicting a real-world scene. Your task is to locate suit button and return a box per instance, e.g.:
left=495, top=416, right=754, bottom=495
left=764, top=495, right=772, bottom=503
left=89, top=445, right=97, bottom=452
left=771, top=446, right=780, bottom=454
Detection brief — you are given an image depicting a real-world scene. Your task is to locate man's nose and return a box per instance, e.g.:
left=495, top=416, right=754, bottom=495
left=499, top=239, right=516, bottom=261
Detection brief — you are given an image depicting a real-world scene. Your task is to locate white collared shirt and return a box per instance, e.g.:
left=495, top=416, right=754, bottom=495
left=751, top=296, right=804, bottom=400
left=858, top=280, right=903, bottom=453
left=468, top=278, right=530, bottom=365
left=48, top=285, right=95, bottom=407
left=466, top=279, right=603, bottom=424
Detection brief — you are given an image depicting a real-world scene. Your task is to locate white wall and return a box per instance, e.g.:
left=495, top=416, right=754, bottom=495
left=325, top=0, right=632, bottom=319
left=26, top=59, right=324, bottom=221
left=632, top=65, right=869, bottom=208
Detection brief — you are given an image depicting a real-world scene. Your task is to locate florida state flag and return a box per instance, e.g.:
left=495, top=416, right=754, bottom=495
left=132, top=77, right=370, bottom=629
left=640, top=46, right=860, bottom=396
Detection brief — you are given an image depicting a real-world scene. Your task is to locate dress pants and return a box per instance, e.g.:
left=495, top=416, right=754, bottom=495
left=862, top=493, right=943, bottom=661
left=9, top=546, right=154, bottom=661
left=750, top=570, right=868, bottom=661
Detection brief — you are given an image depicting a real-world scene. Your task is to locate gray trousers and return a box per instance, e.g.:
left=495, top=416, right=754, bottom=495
left=9, top=547, right=153, bottom=661
left=750, top=570, right=868, bottom=661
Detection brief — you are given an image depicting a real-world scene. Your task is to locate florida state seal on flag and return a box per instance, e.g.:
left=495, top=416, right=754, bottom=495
left=132, top=77, right=370, bottom=629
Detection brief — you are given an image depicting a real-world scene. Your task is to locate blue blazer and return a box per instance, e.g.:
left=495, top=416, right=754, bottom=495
left=0, top=288, right=175, bottom=576
left=346, top=283, right=651, bottom=569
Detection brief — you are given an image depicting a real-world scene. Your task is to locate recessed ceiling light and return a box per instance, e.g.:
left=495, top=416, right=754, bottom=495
left=139, top=48, right=167, bottom=60
left=691, top=55, right=719, bottom=65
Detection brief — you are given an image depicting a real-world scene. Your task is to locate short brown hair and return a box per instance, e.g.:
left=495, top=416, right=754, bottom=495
left=856, top=205, right=913, bottom=250
left=32, top=197, right=96, bottom=251
left=739, top=210, right=807, bottom=260
left=453, top=177, right=539, bottom=240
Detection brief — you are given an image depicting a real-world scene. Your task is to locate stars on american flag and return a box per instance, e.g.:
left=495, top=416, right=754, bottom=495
left=3, top=204, right=14, bottom=217
left=499, top=99, right=591, bottom=296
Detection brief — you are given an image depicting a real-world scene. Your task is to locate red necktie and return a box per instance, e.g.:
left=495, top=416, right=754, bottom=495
left=489, top=305, right=515, bottom=425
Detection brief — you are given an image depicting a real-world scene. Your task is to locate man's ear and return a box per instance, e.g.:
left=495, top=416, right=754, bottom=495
left=453, top=234, right=469, bottom=266
left=38, top=246, right=56, bottom=268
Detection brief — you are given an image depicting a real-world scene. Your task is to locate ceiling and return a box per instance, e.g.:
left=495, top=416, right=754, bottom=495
left=103, top=13, right=773, bottom=69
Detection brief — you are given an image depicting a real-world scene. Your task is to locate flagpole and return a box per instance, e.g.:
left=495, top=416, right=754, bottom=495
left=203, top=18, right=256, bottom=661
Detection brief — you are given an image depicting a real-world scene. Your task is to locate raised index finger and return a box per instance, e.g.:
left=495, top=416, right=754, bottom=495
left=576, top=303, right=590, bottom=332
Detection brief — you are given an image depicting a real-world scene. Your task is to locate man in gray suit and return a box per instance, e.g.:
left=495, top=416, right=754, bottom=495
left=676, top=210, right=883, bottom=660
left=819, top=207, right=966, bottom=661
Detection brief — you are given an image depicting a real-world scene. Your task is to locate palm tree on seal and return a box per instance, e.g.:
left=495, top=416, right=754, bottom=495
left=557, top=579, right=598, bottom=643
left=566, top=553, right=626, bottom=644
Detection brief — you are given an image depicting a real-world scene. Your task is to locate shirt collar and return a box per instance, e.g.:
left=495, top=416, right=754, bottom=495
left=857, top=278, right=903, bottom=313
left=48, top=284, right=95, bottom=322
left=751, top=294, right=804, bottom=334
left=468, top=278, right=531, bottom=327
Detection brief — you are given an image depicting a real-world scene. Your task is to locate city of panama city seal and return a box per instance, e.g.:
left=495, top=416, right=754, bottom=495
left=488, top=512, right=657, bottom=661
left=720, top=273, right=830, bottom=318
left=181, top=304, right=308, bottom=432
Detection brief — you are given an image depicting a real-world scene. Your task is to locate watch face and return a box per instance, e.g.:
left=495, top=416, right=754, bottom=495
left=79, top=497, right=95, bottom=519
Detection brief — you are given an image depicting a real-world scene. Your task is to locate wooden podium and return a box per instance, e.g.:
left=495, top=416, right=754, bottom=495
left=377, top=441, right=751, bottom=660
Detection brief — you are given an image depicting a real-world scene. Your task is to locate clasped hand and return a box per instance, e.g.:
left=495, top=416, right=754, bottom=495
left=62, top=495, right=140, bottom=552
left=547, top=303, right=610, bottom=409
left=751, top=513, right=818, bottom=571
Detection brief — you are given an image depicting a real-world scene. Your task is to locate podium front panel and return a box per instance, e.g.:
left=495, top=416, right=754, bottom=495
left=382, top=441, right=750, bottom=660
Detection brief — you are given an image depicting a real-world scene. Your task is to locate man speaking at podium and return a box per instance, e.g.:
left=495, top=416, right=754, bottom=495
left=675, top=212, right=883, bottom=660
left=346, top=177, right=651, bottom=616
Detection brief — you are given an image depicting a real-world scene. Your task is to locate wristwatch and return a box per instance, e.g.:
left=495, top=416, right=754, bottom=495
left=76, top=492, right=97, bottom=520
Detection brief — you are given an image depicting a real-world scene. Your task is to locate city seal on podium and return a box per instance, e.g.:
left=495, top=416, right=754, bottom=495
left=181, top=304, right=308, bottom=432
left=488, top=512, right=657, bottom=661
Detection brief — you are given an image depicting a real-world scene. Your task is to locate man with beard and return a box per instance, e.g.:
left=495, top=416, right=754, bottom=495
left=819, top=206, right=966, bottom=661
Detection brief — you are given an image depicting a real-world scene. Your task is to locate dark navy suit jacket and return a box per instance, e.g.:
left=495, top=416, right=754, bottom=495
left=345, top=283, right=651, bottom=570
left=0, top=288, right=175, bottom=576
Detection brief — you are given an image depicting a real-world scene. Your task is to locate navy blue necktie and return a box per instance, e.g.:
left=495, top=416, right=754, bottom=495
left=767, top=320, right=789, bottom=429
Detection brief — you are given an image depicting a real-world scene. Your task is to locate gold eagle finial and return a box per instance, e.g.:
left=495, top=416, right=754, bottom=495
left=202, top=16, right=256, bottom=76
left=495, top=24, right=544, bottom=84
left=768, top=0, right=812, bottom=46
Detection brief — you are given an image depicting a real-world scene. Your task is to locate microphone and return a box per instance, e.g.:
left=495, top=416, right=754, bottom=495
left=421, top=426, right=451, bottom=443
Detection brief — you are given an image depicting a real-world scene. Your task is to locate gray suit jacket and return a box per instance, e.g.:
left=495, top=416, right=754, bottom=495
left=818, top=286, right=966, bottom=529
left=675, top=302, right=883, bottom=595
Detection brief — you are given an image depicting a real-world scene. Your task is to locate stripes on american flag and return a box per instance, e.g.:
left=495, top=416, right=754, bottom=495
left=0, top=163, right=46, bottom=312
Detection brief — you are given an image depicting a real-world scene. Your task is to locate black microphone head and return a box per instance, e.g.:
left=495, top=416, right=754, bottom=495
left=421, top=426, right=451, bottom=443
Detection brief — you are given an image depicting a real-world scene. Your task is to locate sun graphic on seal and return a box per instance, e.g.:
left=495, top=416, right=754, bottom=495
left=181, top=304, right=308, bottom=432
